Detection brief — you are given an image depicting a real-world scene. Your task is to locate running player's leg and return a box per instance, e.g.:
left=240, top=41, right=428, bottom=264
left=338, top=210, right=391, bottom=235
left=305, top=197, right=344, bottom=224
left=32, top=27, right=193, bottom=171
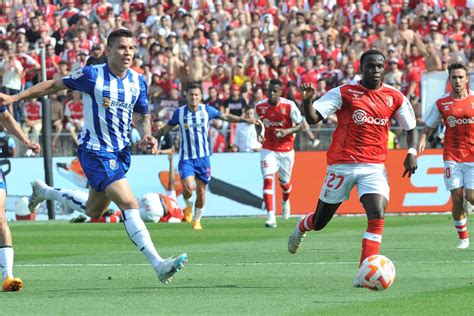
left=85, top=187, right=111, bottom=218
left=278, top=150, right=295, bottom=220
left=445, top=161, right=469, bottom=248
left=0, top=186, right=22, bottom=291
left=179, top=159, right=196, bottom=223
left=289, top=164, right=353, bottom=253
left=191, top=157, right=211, bottom=230
left=260, top=149, right=278, bottom=227
left=356, top=164, right=390, bottom=265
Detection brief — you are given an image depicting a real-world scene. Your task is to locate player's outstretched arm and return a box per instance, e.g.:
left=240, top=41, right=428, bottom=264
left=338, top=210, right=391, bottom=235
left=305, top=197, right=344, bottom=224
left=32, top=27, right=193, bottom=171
left=0, top=111, right=40, bottom=154
left=167, top=149, right=175, bottom=191
left=220, top=113, right=257, bottom=124
left=0, top=79, right=67, bottom=106
left=403, top=128, right=418, bottom=178
left=300, top=83, right=323, bottom=124
left=418, top=126, right=435, bottom=153
left=274, top=121, right=304, bottom=138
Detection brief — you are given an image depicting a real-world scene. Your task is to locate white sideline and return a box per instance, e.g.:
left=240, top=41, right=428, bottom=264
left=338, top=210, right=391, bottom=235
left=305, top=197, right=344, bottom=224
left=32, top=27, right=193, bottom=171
left=16, top=260, right=474, bottom=268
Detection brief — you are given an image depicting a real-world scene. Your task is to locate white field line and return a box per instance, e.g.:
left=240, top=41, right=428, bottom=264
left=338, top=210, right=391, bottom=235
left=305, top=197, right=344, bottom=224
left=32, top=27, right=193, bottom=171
left=16, top=260, right=474, bottom=268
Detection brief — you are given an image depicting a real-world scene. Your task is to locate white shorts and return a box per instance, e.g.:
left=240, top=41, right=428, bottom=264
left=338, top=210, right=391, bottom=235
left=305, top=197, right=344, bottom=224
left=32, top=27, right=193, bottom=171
left=444, top=161, right=474, bottom=191
left=260, top=149, right=295, bottom=183
left=319, top=164, right=390, bottom=204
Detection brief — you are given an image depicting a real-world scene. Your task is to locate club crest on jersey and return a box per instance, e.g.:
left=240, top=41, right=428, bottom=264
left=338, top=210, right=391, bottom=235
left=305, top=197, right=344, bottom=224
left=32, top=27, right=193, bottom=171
left=69, top=68, right=84, bottom=79
left=130, top=86, right=138, bottom=96
left=281, top=107, right=287, bottom=115
left=109, top=159, right=118, bottom=170
left=102, top=97, right=110, bottom=108
left=386, top=96, right=393, bottom=108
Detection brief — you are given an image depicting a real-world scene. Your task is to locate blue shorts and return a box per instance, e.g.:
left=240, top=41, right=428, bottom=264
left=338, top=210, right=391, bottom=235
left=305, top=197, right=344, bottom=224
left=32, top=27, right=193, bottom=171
left=78, top=147, right=131, bottom=192
left=178, top=157, right=211, bottom=184
left=0, top=171, right=6, bottom=191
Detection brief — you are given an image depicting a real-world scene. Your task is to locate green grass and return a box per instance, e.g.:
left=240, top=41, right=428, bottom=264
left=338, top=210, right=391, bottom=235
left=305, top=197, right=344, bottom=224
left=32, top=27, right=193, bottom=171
left=2, top=216, right=474, bottom=315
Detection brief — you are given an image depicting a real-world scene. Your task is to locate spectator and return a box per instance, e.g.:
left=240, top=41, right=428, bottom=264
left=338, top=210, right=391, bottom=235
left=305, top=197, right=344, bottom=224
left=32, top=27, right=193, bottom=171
left=0, top=49, right=23, bottom=123
left=86, top=44, right=107, bottom=66
left=385, top=58, right=404, bottom=91
left=231, top=107, right=261, bottom=153
left=22, top=98, right=42, bottom=147
left=50, top=94, right=64, bottom=152
left=401, top=59, right=421, bottom=102
left=64, top=91, right=83, bottom=146
left=224, top=84, right=247, bottom=117
left=155, top=83, right=184, bottom=120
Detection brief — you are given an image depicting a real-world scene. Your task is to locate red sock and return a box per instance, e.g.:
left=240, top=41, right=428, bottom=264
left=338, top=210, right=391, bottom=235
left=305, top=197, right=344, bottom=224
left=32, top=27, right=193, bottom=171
left=360, top=219, right=384, bottom=265
left=90, top=215, right=121, bottom=223
left=280, top=181, right=292, bottom=201
left=299, top=213, right=315, bottom=232
left=454, top=219, right=468, bottom=239
left=263, top=176, right=273, bottom=212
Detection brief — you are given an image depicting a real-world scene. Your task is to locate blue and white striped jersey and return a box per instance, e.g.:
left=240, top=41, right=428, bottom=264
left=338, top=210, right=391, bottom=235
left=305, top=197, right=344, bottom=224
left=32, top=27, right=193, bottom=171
left=63, top=63, right=148, bottom=152
left=168, top=104, right=221, bottom=161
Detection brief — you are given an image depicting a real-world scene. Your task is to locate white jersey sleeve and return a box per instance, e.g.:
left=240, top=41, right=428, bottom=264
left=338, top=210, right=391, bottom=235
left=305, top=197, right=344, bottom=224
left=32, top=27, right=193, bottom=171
left=423, top=102, right=442, bottom=128
left=393, top=95, right=417, bottom=130
left=312, top=86, right=342, bottom=119
left=289, top=100, right=303, bottom=124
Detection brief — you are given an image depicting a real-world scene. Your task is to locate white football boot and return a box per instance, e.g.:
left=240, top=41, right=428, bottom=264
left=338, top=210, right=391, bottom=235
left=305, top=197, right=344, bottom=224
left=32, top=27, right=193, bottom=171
left=264, top=211, right=277, bottom=228
left=457, top=238, right=470, bottom=249
left=28, top=179, right=48, bottom=212
left=288, top=224, right=306, bottom=254
left=156, top=253, right=188, bottom=284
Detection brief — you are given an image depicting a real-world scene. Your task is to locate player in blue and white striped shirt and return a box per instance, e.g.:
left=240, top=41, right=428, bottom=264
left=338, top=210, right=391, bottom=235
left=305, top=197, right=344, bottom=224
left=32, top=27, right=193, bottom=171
left=0, top=29, right=187, bottom=285
left=157, top=83, right=258, bottom=229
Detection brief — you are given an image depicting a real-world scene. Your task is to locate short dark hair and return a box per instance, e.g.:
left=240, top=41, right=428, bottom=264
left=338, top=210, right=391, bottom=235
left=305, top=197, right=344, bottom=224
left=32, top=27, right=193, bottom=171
left=107, top=28, right=133, bottom=48
left=186, top=82, right=202, bottom=93
left=360, top=49, right=385, bottom=66
left=447, top=62, right=468, bottom=76
left=269, top=78, right=283, bottom=87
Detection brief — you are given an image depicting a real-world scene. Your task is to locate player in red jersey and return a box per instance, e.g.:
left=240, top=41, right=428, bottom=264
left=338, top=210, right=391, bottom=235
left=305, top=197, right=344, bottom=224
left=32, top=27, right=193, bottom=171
left=419, top=62, right=474, bottom=249
left=255, top=79, right=304, bottom=228
left=288, top=50, right=418, bottom=287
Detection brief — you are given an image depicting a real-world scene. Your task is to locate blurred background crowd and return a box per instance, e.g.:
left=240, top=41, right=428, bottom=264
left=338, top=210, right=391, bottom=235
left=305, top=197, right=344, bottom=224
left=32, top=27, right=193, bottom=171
left=0, top=0, right=472, bottom=157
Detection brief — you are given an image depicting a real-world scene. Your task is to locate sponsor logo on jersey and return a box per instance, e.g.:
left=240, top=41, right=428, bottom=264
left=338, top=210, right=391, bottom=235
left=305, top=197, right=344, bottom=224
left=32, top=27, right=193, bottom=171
left=443, top=105, right=450, bottom=111
left=446, top=116, right=474, bottom=127
left=184, top=122, right=205, bottom=129
left=262, top=118, right=285, bottom=127
left=348, top=89, right=364, bottom=95
left=352, top=109, right=388, bottom=126
left=102, top=97, right=133, bottom=110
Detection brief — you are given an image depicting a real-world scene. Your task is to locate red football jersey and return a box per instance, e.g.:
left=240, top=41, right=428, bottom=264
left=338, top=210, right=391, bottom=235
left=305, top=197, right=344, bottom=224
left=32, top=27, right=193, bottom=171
left=255, top=97, right=303, bottom=152
left=64, top=100, right=83, bottom=120
left=425, top=91, right=474, bottom=162
left=159, top=193, right=184, bottom=222
left=314, top=82, right=416, bottom=165
left=23, top=101, right=42, bottom=121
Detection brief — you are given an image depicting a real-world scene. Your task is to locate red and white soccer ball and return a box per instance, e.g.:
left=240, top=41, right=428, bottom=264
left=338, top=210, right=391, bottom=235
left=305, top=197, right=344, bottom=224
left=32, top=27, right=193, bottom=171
left=357, top=254, right=396, bottom=291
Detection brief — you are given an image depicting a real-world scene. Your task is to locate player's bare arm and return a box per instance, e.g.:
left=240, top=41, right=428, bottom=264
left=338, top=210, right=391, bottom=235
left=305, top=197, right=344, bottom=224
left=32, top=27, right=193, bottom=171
left=300, top=83, right=324, bottom=125
left=0, top=79, right=67, bottom=106
left=167, top=149, right=175, bottom=191
left=0, top=111, right=41, bottom=154
left=418, top=125, right=436, bottom=152
left=274, top=121, right=304, bottom=138
left=133, top=112, right=158, bottom=154
left=403, top=128, right=418, bottom=178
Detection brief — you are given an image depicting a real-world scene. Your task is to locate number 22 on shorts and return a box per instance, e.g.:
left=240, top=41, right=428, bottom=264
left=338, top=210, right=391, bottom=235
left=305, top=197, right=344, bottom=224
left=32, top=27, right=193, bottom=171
left=326, top=172, right=345, bottom=190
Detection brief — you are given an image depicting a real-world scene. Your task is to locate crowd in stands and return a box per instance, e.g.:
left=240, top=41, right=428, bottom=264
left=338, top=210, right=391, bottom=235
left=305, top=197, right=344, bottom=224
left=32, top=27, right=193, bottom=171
left=0, top=0, right=472, bottom=156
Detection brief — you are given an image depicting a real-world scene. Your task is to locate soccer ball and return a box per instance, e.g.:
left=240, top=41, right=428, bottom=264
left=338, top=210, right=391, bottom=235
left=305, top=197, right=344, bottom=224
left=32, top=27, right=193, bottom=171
left=357, top=254, right=396, bottom=290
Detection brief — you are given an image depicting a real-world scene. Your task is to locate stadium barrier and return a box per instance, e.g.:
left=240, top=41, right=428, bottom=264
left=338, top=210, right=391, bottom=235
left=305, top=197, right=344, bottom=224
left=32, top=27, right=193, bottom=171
left=4, top=148, right=450, bottom=218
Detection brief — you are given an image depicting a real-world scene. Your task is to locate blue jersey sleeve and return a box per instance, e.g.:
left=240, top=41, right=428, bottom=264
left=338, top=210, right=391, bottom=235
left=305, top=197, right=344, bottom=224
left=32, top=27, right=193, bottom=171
left=133, top=75, right=148, bottom=114
left=0, top=106, right=7, bottom=113
left=168, top=109, right=180, bottom=126
left=206, top=104, right=222, bottom=119
left=62, top=66, right=97, bottom=94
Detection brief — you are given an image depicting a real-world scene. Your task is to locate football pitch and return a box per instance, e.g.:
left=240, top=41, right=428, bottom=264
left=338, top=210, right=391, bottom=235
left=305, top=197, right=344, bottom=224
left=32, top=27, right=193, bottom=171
left=3, top=215, right=474, bottom=315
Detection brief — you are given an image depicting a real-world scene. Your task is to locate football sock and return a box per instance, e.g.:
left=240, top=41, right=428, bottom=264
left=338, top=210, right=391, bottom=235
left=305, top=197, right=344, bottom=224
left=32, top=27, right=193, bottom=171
left=280, top=181, right=292, bottom=202
left=267, top=210, right=276, bottom=222
left=299, top=213, right=315, bottom=232
left=454, top=218, right=468, bottom=240
left=360, top=219, right=384, bottom=265
left=184, top=197, right=193, bottom=209
left=0, top=246, right=14, bottom=280
left=263, top=176, right=274, bottom=212
left=43, top=187, right=87, bottom=213
left=90, top=215, right=121, bottom=223
left=122, top=209, right=163, bottom=267
left=193, top=207, right=203, bottom=221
